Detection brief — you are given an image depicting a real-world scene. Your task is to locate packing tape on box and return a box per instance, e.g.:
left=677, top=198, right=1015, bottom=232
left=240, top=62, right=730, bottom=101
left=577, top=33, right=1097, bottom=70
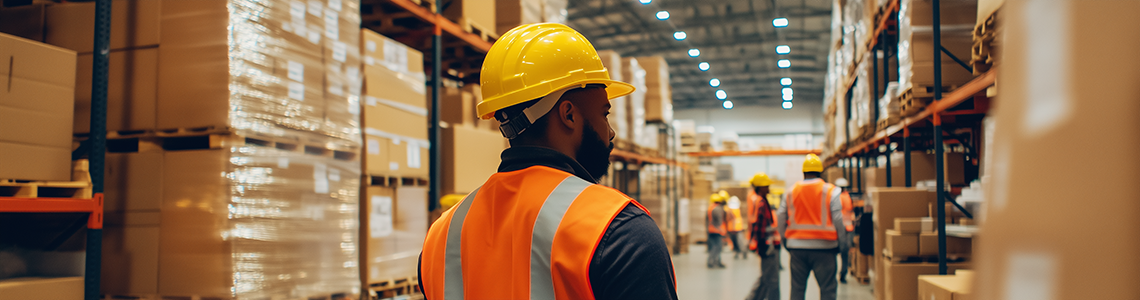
left=364, top=128, right=431, bottom=148
left=365, top=96, right=428, bottom=116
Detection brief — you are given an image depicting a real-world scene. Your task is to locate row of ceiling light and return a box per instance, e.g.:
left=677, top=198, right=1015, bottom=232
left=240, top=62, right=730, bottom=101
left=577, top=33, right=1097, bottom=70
left=642, top=0, right=794, bottom=110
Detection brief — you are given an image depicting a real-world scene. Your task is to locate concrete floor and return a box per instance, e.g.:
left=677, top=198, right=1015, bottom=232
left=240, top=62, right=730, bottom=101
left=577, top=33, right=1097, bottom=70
left=673, top=245, right=875, bottom=300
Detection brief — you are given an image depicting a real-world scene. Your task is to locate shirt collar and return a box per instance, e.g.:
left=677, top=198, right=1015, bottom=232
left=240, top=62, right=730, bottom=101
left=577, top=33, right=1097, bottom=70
left=497, top=146, right=598, bottom=183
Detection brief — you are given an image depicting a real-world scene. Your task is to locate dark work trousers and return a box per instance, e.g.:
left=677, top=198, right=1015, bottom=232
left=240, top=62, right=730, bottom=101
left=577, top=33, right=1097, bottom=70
left=839, top=233, right=854, bottom=280
left=745, top=248, right=781, bottom=300
left=707, top=233, right=724, bottom=267
left=789, top=249, right=838, bottom=300
left=727, top=231, right=743, bottom=255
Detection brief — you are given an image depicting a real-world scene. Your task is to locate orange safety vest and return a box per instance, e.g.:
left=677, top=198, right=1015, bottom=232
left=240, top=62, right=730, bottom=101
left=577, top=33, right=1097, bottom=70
left=420, top=166, right=656, bottom=300
left=747, top=191, right=779, bottom=251
left=786, top=181, right=839, bottom=241
left=707, top=203, right=726, bottom=235
left=727, top=208, right=745, bottom=232
left=840, top=191, right=854, bottom=232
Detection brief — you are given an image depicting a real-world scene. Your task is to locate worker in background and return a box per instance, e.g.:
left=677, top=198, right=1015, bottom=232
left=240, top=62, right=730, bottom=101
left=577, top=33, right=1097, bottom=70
left=419, top=24, right=678, bottom=300
left=726, top=194, right=747, bottom=259
left=707, top=192, right=728, bottom=268
left=778, top=154, right=846, bottom=300
left=745, top=173, right=780, bottom=300
left=834, top=178, right=855, bottom=284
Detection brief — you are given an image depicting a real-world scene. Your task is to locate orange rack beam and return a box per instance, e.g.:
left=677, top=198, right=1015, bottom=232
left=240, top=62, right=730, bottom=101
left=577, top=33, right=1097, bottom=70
left=611, top=149, right=686, bottom=168
left=387, top=0, right=494, bottom=52
left=687, top=149, right=822, bottom=157
left=0, top=194, right=104, bottom=229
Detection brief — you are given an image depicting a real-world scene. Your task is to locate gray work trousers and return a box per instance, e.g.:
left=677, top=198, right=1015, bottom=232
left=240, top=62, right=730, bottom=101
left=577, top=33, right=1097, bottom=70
left=839, top=234, right=853, bottom=280
left=745, top=248, right=781, bottom=300
left=789, top=249, right=838, bottom=300
left=707, top=233, right=724, bottom=267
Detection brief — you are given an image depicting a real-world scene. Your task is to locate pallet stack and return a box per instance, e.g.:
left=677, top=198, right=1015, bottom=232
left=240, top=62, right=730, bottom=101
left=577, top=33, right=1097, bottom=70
left=599, top=50, right=629, bottom=143
left=3, top=0, right=369, bottom=298
left=621, top=57, right=648, bottom=153
left=897, top=0, right=978, bottom=116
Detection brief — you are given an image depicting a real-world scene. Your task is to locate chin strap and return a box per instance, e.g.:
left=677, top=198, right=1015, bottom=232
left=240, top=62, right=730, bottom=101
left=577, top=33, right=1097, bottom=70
left=498, top=86, right=578, bottom=140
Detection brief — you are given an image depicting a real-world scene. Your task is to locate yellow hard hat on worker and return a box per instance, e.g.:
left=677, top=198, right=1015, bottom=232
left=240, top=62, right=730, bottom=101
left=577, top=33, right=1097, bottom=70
left=803, top=153, right=824, bottom=172
left=750, top=173, right=772, bottom=187
left=709, top=193, right=726, bottom=204
left=440, top=194, right=466, bottom=208
left=478, top=23, right=635, bottom=138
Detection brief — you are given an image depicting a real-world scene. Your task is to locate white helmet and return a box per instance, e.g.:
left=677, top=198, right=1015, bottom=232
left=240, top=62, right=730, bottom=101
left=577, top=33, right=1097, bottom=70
left=727, top=196, right=741, bottom=209
left=835, top=178, right=850, bottom=188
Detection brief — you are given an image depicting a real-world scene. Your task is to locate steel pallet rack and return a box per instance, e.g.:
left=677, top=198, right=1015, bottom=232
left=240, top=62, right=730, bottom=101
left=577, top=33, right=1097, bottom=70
left=823, top=0, right=997, bottom=275
left=0, top=1, right=110, bottom=299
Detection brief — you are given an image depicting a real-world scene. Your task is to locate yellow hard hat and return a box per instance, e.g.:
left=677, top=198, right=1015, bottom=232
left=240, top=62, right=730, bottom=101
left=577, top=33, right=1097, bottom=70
left=803, top=153, right=824, bottom=172
left=750, top=173, right=772, bottom=187
left=478, top=23, right=635, bottom=121
left=719, top=190, right=730, bottom=199
left=440, top=194, right=466, bottom=208
left=709, top=193, right=725, bottom=204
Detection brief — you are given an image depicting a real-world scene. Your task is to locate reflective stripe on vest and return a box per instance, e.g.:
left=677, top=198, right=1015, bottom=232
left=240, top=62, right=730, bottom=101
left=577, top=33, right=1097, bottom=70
left=786, top=181, right=838, bottom=241
left=421, top=166, right=644, bottom=300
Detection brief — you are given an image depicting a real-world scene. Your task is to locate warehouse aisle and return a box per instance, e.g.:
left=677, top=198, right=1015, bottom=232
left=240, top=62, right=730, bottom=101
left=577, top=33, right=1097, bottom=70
left=673, top=245, right=874, bottom=300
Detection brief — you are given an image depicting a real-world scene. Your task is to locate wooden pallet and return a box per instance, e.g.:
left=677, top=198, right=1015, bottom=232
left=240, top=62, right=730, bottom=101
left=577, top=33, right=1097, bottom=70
left=88, top=127, right=360, bottom=161
left=368, top=276, right=421, bottom=300
left=454, top=17, right=499, bottom=43
left=898, top=88, right=934, bottom=117
left=364, top=174, right=429, bottom=187
left=887, top=253, right=971, bottom=263
left=971, top=10, right=1001, bottom=75
left=877, top=115, right=900, bottom=131
left=0, top=160, right=93, bottom=199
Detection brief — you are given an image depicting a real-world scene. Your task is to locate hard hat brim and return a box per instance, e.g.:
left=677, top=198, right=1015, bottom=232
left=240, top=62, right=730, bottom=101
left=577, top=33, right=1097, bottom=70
left=479, top=79, right=636, bottom=120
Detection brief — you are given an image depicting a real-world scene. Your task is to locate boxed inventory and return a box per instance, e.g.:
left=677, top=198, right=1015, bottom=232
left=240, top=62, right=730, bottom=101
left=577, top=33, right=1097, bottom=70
left=362, top=186, right=429, bottom=284
left=598, top=50, right=628, bottom=141
left=621, top=57, right=647, bottom=146
left=882, top=259, right=970, bottom=300
left=636, top=56, right=673, bottom=124
left=974, top=2, right=1140, bottom=299
left=918, top=271, right=974, bottom=300
left=495, top=0, right=543, bottom=35
left=0, top=32, right=76, bottom=181
left=442, top=125, right=508, bottom=195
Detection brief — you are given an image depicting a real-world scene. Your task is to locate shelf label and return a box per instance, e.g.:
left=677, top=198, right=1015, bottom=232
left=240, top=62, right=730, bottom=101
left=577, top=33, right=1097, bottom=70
left=366, top=40, right=377, bottom=53
left=287, top=61, right=304, bottom=82
left=324, top=8, right=339, bottom=39
left=290, top=0, right=306, bottom=21
left=288, top=82, right=305, bottom=101
left=367, top=139, right=381, bottom=155
left=370, top=195, right=394, bottom=238
left=333, top=41, right=348, bottom=62
left=329, top=0, right=343, bottom=11
left=308, top=0, right=322, bottom=17
left=314, top=163, right=329, bottom=194
left=407, top=142, right=421, bottom=169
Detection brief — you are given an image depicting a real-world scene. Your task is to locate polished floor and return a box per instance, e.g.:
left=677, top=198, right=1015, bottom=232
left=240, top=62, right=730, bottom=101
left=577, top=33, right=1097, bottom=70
left=673, top=244, right=875, bottom=300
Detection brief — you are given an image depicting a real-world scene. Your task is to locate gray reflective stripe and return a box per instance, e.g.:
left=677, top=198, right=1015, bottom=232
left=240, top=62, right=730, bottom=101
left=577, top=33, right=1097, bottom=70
left=819, top=186, right=831, bottom=227
left=443, top=187, right=481, bottom=300
left=787, top=224, right=833, bottom=231
left=786, top=185, right=798, bottom=226
left=530, top=176, right=593, bottom=300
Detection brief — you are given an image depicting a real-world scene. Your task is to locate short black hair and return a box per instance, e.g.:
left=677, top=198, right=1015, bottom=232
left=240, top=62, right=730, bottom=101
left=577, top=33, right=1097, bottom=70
left=804, top=171, right=822, bottom=177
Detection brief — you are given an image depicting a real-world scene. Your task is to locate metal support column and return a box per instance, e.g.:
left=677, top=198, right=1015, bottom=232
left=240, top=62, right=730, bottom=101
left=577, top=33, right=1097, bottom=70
left=86, top=0, right=111, bottom=299
left=904, top=127, right=912, bottom=187
left=932, top=0, right=948, bottom=275
left=428, top=5, right=443, bottom=213
left=885, top=138, right=893, bottom=187
left=855, top=153, right=863, bottom=194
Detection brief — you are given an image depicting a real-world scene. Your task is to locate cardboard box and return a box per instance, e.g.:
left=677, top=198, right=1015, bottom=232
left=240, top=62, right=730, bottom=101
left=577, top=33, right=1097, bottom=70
left=894, top=218, right=927, bottom=234
left=889, top=151, right=967, bottom=186
left=442, top=125, right=507, bottom=195
left=0, top=277, right=83, bottom=300
left=886, top=229, right=919, bottom=257
left=0, top=32, right=76, bottom=181
left=905, top=0, right=977, bottom=27
left=44, top=0, right=161, bottom=53
left=918, top=274, right=974, bottom=300
left=882, top=259, right=970, bottom=300
left=495, top=0, right=543, bottom=35
left=637, top=56, right=672, bottom=123
left=427, top=86, right=477, bottom=127
left=363, top=99, right=428, bottom=140
left=102, top=211, right=160, bottom=294
left=363, top=135, right=391, bottom=175
left=74, top=48, right=158, bottom=133
left=0, top=3, right=47, bottom=42
left=361, top=29, right=425, bottom=97
left=363, top=186, right=429, bottom=283
left=388, top=137, right=429, bottom=179
left=443, top=0, right=496, bottom=34
left=919, top=233, right=972, bottom=256
left=104, top=152, right=163, bottom=212
left=872, top=188, right=937, bottom=299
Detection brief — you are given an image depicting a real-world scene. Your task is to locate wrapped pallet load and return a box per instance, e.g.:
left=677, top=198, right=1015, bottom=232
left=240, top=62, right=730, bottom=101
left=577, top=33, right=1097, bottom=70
left=622, top=57, right=647, bottom=149
left=598, top=50, right=628, bottom=141
left=897, top=0, right=977, bottom=103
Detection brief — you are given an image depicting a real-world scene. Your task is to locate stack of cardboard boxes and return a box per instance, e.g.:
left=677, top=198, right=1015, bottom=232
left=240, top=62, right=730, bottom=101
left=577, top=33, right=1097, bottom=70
left=0, top=33, right=76, bottom=182
left=918, top=270, right=974, bottom=300
left=599, top=50, right=628, bottom=142
left=862, top=151, right=967, bottom=191
left=871, top=188, right=975, bottom=300
left=898, top=0, right=978, bottom=99
left=494, top=0, right=568, bottom=35
left=637, top=56, right=673, bottom=125
left=621, top=57, right=647, bottom=151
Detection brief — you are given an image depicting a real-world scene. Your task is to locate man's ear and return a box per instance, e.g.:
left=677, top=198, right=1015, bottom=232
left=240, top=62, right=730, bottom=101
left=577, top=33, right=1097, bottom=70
left=557, top=100, right=576, bottom=129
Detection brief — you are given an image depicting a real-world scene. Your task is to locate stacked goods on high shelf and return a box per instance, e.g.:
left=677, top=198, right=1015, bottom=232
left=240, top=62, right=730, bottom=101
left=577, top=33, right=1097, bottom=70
left=599, top=51, right=628, bottom=142
left=638, top=164, right=677, bottom=249
left=621, top=57, right=647, bottom=152
left=974, top=2, right=1140, bottom=298
left=495, top=0, right=568, bottom=35
left=637, top=56, right=673, bottom=125
left=848, top=53, right=875, bottom=143
left=897, top=0, right=978, bottom=116
left=0, top=33, right=75, bottom=182
left=970, top=0, right=1002, bottom=77
left=877, top=82, right=902, bottom=130
left=27, top=0, right=364, bottom=298
left=676, top=120, right=698, bottom=153
left=443, top=0, right=496, bottom=39
left=862, top=151, right=967, bottom=191
left=362, top=29, right=428, bottom=180
left=870, top=188, right=975, bottom=300
left=687, top=170, right=715, bottom=244
left=696, top=126, right=715, bottom=152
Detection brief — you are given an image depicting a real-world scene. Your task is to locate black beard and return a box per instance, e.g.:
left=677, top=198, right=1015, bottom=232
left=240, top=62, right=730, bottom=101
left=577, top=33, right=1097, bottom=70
left=577, top=128, right=614, bottom=180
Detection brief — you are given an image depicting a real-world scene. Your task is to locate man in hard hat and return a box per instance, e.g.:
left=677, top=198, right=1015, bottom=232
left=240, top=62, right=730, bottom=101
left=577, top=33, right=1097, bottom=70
left=834, top=178, right=855, bottom=284
left=778, top=154, right=847, bottom=300
left=745, top=173, right=780, bottom=300
left=707, top=192, right=728, bottom=268
left=726, top=195, right=747, bottom=259
left=419, top=24, right=678, bottom=300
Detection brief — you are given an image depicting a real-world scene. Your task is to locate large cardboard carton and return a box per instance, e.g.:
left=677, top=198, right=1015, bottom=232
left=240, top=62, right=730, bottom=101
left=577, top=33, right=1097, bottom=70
left=363, top=186, right=429, bottom=283
left=361, top=29, right=426, bottom=109
left=443, top=0, right=496, bottom=34
left=871, top=188, right=937, bottom=299
left=0, top=277, right=83, bottom=300
left=495, top=0, right=543, bottom=35
left=889, top=151, right=967, bottom=186
left=918, top=273, right=974, bottom=300
left=44, top=0, right=161, bottom=53
left=102, top=211, right=160, bottom=294
left=883, top=259, right=970, bottom=300
left=442, top=125, right=507, bottom=195
left=0, top=32, right=76, bottom=181
left=885, top=230, right=919, bottom=257
left=894, top=218, right=930, bottom=234
left=0, top=3, right=47, bottom=42
left=363, top=99, right=428, bottom=141
left=636, top=56, right=673, bottom=123
left=974, top=2, right=1140, bottom=298
left=74, top=48, right=158, bottom=133
left=918, top=233, right=972, bottom=256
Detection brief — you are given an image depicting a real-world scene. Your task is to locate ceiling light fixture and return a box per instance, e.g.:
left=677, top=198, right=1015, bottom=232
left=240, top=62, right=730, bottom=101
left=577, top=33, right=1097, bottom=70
left=656, top=11, right=670, bottom=20
left=781, top=78, right=792, bottom=86
left=698, top=62, right=710, bottom=71
left=773, top=18, right=789, bottom=27
left=777, top=59, right=791, bottom=68
left=709, top=78, right=721, bottom=87
left=782, top=101, right=793, bottom=109
left=688, top=48, right=701, bottom=57
left=782, top=87, right=793, bottom=95
left=639, top=0, right=651, bottom=4
left=723, top=100, right=734, bottom=110
left=673, top=31, right=687, bottom=40
left=716, top=89, right=727, bottom=100
left=783, top=93, right=793, bottom=100
left=776, top=45, right=790, bottom=54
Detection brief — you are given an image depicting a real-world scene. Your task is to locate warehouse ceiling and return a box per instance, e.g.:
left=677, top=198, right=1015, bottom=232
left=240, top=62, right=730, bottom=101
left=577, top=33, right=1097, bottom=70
left=567, top=0, right=833, bottom=110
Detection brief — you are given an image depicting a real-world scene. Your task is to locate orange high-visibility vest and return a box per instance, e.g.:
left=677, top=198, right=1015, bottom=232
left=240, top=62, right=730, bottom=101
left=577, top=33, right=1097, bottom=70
left=707, top=203, right=726, bottom=235
left=747, top=191, right=779, bottom=251
left=840, top=191, right=854, bottom=232
left=786, top=181, right=839, bottom=241
left=420, top=166, right=655, bottom=300
left=727, top=208, right=745, bottom=232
